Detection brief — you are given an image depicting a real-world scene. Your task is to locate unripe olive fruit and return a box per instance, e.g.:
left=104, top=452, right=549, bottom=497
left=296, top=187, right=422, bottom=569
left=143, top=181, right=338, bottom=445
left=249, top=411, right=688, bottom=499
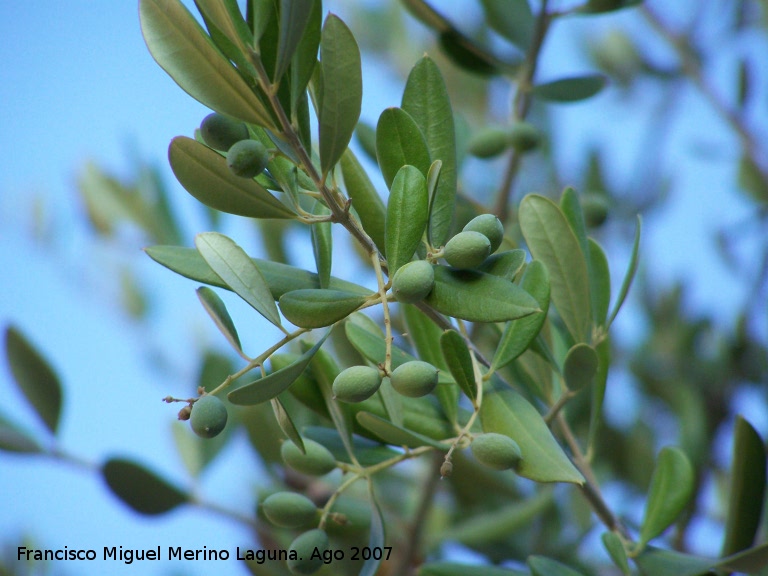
left=391, top=260, right=435, bottom=303
left=467, top=127, right=510, bottom=159
left=390, top=360, right=439, bottom=398
left=200, top=113, right=249, bottom=152
left=332, top=365, right=382, bottom=403
left=262, top=492, right=318, bottom=528
left=443, top=231, right=491, bottom=269
left=471, top=433, right=523, bottom=471
left=463, top=214, right=504, bottom=254
left=281, top=438, right=336, bottom=476
left=226, top=139, right=269, bottom=178
left=287, top=529, right=329, bottom=575
left=508, top=122, right=541, bottom=152
left=190, top=395, right=228, bottom=438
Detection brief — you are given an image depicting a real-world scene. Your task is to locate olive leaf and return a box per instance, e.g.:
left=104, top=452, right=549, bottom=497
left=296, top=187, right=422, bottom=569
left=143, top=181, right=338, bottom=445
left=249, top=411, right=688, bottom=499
left=4, top=326, right=63, bottom=435
left=279, top=289, right=368, bottom=328
left=385, top=165, right=429, bottom=275
left=440, top=330, right=476, bottom=402
left=303, top=426, right=400, bottom=466
left=376, top=107, right=431, bottom=189
left=419, top=563, right=528, bottom=576
left=479, top=249, right=527, bottom=280
left=340, top=148, right=387, bottom=254
left=196, top=287, right=242, bottom=354
left=0, top=414, right=42, bottom=454
left=356, top=412, right=451, bottom=450
left=588, top=239, right=611, bottom=327
left=274, top=0, right=314, bottom=83
left=359, top=482, right=386, bottom=576
left=479, top=0, right=533, bottom=50
left=169, top=137, right=295, bottom=219
left=601, top=532, right=631, bottom=576
left=607, top=215, right=641, bottom=327
left=309, top=201, right=332, bottom=289
left=102, top=457, right=189, bottom=515
left=532, top=74, right=607, bottom=103
left=271, top=396, right=305, bottom=454
left=563, top=343, right=598, bottom=392
left=528, top=556, right=586, bottom=576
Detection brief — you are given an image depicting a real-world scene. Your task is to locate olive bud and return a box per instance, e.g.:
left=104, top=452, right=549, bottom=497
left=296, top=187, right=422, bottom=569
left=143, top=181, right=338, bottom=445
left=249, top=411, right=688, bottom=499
left=177, top=405, right=192, bottom=421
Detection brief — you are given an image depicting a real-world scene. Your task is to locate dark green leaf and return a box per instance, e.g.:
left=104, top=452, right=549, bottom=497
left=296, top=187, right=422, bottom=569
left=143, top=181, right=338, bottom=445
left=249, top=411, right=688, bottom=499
left=139, top=0, right=274, bottom=127
left=228, top=333, right=329, bottom=405
left=579, top=0, right=643, bottom=14
left=248, top=0, right=274, bottom=44
left=0, top=413, right=42, bottom=454
left=588, top=239, right=611, bottom=327
left=601, top=532, right=631, bottom=576
left=341, top=148, right=387, bottom=253
left=319, top=14, right=362, bottom=176
left=737, top=154, right=768, bottom=203
left=519, top=194, right=591, bottom=342
left=196, top=287, right=242, bottom=353
left=271, top=396, right=305, bottom=453
left=289, top=0, right=321, bottom=110
left=310, top=201, right=332, bottom=289
left=385, top=165, right=429, bottom=274
left=419, top=562, right=527, bottom=576
left=607, top=215, right=641, bottom=327
left=479, top=0, right=533, bottom=49
left=145, top=245, right=372, bottom=297
left=4, top=326, right=62, bottom=434
left=438, top=29, right=501, bottom=76
left=480, top=387, right=584, bottom=484
left=376, top=107, right=431, bottom=189
left=169, top=136, right=295, bottom=219
left=440, top=330, right=476, bottom=402
left=359, top=482, right=386, bottom=576
left=279, top=289, right=367, bottom=328
left=102, top=457, right=188, bottom=515
left=563, top=343, right=598, bottom=392
left=356, top=412, right=450, bottom=450
left=275, top=0, right=314, bottom=82
left=721, top=416, right=767, bottom=556
left=425, top=266, right=540, bottom=323
left=195, top=232, right=283, bottom=329
left=587, top=337, right=610, bottom=451
left=639, top=446, right=695, bottom=548
left=401, top=56, right=457, bottom=246
left=479, top=249, right=527, bottom=280
left=533, top=74, right=607, bottom=103
left=491, top=260, right=550, bottom=371
left=528, top=556, right=586, bottom=576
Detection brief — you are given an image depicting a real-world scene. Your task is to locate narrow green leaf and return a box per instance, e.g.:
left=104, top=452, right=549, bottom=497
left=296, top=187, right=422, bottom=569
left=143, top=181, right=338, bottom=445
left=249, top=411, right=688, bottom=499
left=319, top=14, right=362, bottom=176
left=480, top=387, right=584, bottom=484
left=528, top=556, right=586, bottom=576
left=359, top=483, right=386, bottom=576
left=194, top=0, right=256, bottom=78
left=721, top=416, right=767, bottom=556
left=0, top=413, right=42, bottom=454
left=479, top=249, right=527, bottom=280
left=601, top=532, right=631, bottom=576
left=228, top=333, right=329, bottom=405
left=563, top=343, right=598, bottom=392
left=303, top=426, right=400, bottom=466
left=639, top=446, right=695, bottom=548
left=340, top=148, right=386, bottom=254
left=737, top=154, right=768, bottom=203
left=356, top=412, right=450, bottom=450
left=169, top=137, right=295, bottom=219
left=479, top=0, right=533, bottom=50
left=438, top=30, right=501, bottom=76
left=195, top=232, right=283, bottom=329
left=139, top=0, right=274, bottom=127
left=533, top=74, right=607, bottom=103
left=385, top=165, right=429, bottom=274
left=636, top=542, right=768, bottom=576
left=425, top=266, right=540, bottom=323
left=376, top=107, right=431, bottom=189
left=587, top=337, right=610, bottom=451
left=196, top=287, right=242, bottom=353
left=102, top=457, right=188, bottom=515
left=560, top=187, right=590, bottom=261
left=580, top=0, right=643, bottom=15
left=607, top=215, right=641, bottom=327
left=491, top=260, right=550, bottom=371
left=248, top=0, right=274, bottom=43
left=279, top=289, right=367, bottom=328
left=145, top=245, right=372, bottom=298
left=419, top=562, right=527, bottom=576
left=310, top=201, right=332, bottom=289
left=271, top=396, right=305, bottom=453
left=519, top=194, right=591, bottom=342
left=719, top=541, right=768, bottom=573
left=289, top=0, right=321, bottom=110
left=4, top=326, right=62, bottom=434
left=588, top=238, right=611, bottom=327
left=440, top=330, right=476, bottom=401
left=401, top=56, right=457, bottom=246
left=275, top=0, right=314, bottom=82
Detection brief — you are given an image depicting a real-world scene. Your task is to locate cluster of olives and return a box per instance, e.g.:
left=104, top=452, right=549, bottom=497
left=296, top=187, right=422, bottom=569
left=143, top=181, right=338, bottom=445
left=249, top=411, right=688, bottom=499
left=332, top=360, right=439, bottom=402
left=200, top=113, right=270, bottom=179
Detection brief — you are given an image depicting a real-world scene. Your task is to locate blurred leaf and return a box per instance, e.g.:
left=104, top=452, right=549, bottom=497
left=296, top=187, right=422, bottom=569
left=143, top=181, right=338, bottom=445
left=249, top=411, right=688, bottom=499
left=145, top=245, right=372, bottom=298
left=634, top=546, right=718, bottom=576
left=519, top=194, right=591, bottom=342
left=355, top=121, right=378, bottom=163
left=196, top=232, right=283, bottom=329
left=4, top=326, right=62, bottom=435
left=491, top=260, right=550, bottom=371
left=341, top=148, right=387, bottom=253
left=319, top=14, right=362, bottom=176
left=481, top=388, right=584, bottom=484
left=0, top=413, right=42, bottom=454
left=719, top=541, right=768, bottom=573
left=607, top=215, right=641, bottom=327
left=639, top=446, right=695, bottom=549
left=737, top=155, right=768, bottom=203
left=563, top=343, right=598, bottom=392
left=359, top=483, right=385, bottom=576
left=275, top=0, right=314, bottom=82
left=528, top=556, right=586, bottom=576
left=303, top=426, right=400, bottom=466
left=228, top=333, right=329, bottom=405
left=310, top=201, right=332, bottom=289
left=721, top=416, right=767, bottom=556
left=196, top=287, right=242, bottom=353
left=580, top=0, right=643, bottom=14
left=440, top=330, right=476, bottom=402
left=271, top=395, right=305, bottom=453
left=479, top=249, right=527, bottom=280
left=279, top=289, right=367, bottom=328
left=601, top=531, right=631, bottom=576
left=426, top=266, right=540, bottom=323
left=356, top=412, right=450, bottom=449
left=560, top=187, right=590, bottom=268
left=402, top=56, right=457, bottom=247
left=386, top=165, right=429, bottom=274
left=102, top=457, right=188, bottom=515
left=419, top=562, right=527, bottom=576
left=376, top=107, right=431, bottom=189
left=588, top=239, right=611, bottom=327
left=139, top=0, right=274, bottom=127
left=532, top=74, right=607, bottom=103
left=169, top=137, right=295, bottom=219
left=479, top=0, right=533, bottom=50
left=438, top=29, right=501, bottom=76
left=587, top=337, right=610, bottom=451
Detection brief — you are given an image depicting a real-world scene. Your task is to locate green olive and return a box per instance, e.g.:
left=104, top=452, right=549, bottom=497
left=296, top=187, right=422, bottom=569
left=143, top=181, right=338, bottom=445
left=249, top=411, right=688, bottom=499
left=471, top=433, right=523, bottom=471
left=262, top=492, right=318, bottom=528
left=281, top=439, right=336, bottom=476
left=392, top=260, right=435, bottom=303
left=190, top=395, right=228, bottom=439
left=463, top=214, right=504, bottom=253
left=226, top=139, right=269, bottom=178
left=287, top=529, right=329, bottom=575
left=200, top=113, right=249, bottom=152
left=332, top=365, right=383, bottom=403
left=443, top=231, right=491, bottom=269
left=390, top=360, right=439, bottom=398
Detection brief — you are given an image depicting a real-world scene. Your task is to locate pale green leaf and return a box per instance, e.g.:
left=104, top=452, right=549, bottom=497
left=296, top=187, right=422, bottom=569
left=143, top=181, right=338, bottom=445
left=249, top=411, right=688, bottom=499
left=419, top=563, right=527, bottom=576
left=0, top=413, right=42, bottom=454
left=376, top=107, right=431, bottom=189
left=385, top=165, right=429, bottom=274
left=479, top=249, right=527, bottom=280
left=196, top=286, right=242, bottom=353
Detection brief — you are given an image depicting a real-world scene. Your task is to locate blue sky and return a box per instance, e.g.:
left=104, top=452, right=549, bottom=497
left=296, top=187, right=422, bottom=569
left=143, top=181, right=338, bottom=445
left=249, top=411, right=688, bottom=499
left=1, top=1, right=766, bottom=575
